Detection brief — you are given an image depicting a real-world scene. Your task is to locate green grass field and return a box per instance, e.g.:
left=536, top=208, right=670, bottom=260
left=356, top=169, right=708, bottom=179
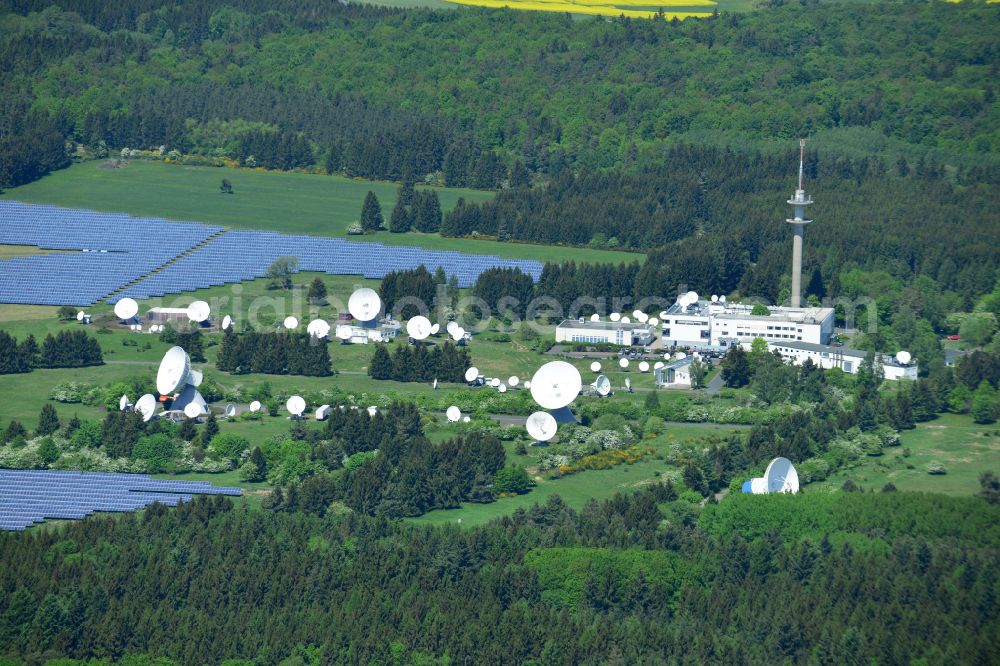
left=814, top=413, right=1000, bottom=496
left=1, top=160, right=642, bottom=265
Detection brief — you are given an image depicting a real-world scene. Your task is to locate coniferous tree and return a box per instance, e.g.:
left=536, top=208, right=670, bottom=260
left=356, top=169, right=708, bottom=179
left=369, top=345, right=394, bottom=380
left=360, top=191, right=384, bottom=232
left=3, top=419, right=26, bottom=444
left=307, top=277, right=328, bottom=305
left=388, top=197, right=412, bottom=233
left=36, top=404, right=60, bottom=437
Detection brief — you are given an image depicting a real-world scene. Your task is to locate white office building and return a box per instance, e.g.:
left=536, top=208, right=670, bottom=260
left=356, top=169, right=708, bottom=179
left=653, top=357, right=694, bottom=387
left=556, top=320, right=656, bottom=347
left=764, top=341, right=918, bottom=380
left=659, top=297, right=834, bottom=349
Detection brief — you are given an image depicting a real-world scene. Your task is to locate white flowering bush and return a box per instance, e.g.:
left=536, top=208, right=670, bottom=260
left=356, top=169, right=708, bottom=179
left=586, top=430, right=624, bottom=451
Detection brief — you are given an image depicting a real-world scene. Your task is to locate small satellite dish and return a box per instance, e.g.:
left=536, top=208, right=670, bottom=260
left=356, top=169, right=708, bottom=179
left=446, top=321, right=459, bottom=335
left=896, top=350, right=911, bottom=365
left=509, top=376, right=520, bottom=387
left=619, top=358, right=629, bottom=369
left=625, top=377, right=632, bottom=392
left=432, top=378, right=439, bottom=390
left=135, top=324, right=143, bottom=333
left=674, top=352, right=687, bottom=360
left=249, top=400, right=262, bottom=413
left=590, top=361, right=602, bottom=372
left=222, top=315, right=232, bottom=330
left=526, top=411, right=558, bottom=442
left=610, top=313, right=621, bottom=322
left=336, top=325, right=352, bottom=341
left=76, top=311, right=85, bottom=321
left=450, top=327, right=465, bottom=342
left=283, top=316, right=299, bottom=330
left=119, top=394, right=130, bottom=411
left=686, top=291, right=699, bottom=304
left=654, top=361, right=665, bottom=370
left=636, top=312, right=649, bottom=323
left=156, top=346, right=192, bottom=395
left=592, top=374, right=611, bottom=397
left=490, top=378, right=502, bottom=388
left=639, top=361, right=650, bottom=372
left=498, top=384, right=507, bottom=393
left=430, top=323, right=440, bottom=335
left=348, top=288, right=381, bottom=322
left=286, top=395, right=306, bottom=417
left=590, top=313, right=600, bottom=322
left=315, top=405, right=331, bottom=421
left=523, top=380, right=531, bottom=390
left=711, top=295, right=719, bottom=303
left=187, top=300, right=211, bottom=323
left=464, top=367, right=479, bottom=383
left=183, top=403, right=203, bottom=419
left=719, top=295, right=726, bottom=303
left=225, top=403, right=236, bottom=418
left=462, top=416, right=471, bottom=423
left=406, top=315, right=432, bottom=340
left=621, top=316, right=631, bottom=324
left=367, top=406, right=378, bottom=417
left=307, top=319, right=330, bottom=338
left=529, top=361, right=582, bottom=410
left=632, top=309, right=642, bottom=319
left=135, top=394, right=157, bottom=422
left=114, top=298, right=138, bottom=320
left=649, top=318, right=659, bottom=326
left=446, top=406, right=461, bottom=422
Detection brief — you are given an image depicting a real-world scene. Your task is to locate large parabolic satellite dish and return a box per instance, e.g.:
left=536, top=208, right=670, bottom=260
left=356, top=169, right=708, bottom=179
left=187, top=300, right=211, bottom=323
left=157, top=346, right=192, bottom=395
left=407, top=316, right=432, bottom=340
left=307, top=319, right=330, bottom=338
left=348, top=288, right=381, bottom=322
left=742, top=457, right=800, bottom=494
left=135, top=394, right=157, bottom=422
left=525, top=411, right=558, bottom=442
left=446, top=406, right=461, bottom=422
left=529, top=361, right=582, bottom=410
left=114, top=298, right=138, bottom=320
left=286, top=395, right=306, bottom=417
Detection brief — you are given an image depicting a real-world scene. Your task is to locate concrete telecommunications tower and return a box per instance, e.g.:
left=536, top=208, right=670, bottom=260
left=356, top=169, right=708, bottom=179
left=787, top=138, right=813, bottom=307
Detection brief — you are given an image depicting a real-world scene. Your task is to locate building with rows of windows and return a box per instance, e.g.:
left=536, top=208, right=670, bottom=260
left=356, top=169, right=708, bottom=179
left=555, top=320, right=657, bottom=346
left=659, top=297, right=835, bottom=349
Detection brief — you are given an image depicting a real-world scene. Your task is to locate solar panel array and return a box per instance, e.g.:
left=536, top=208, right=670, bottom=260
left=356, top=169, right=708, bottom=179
left=0, top=469, right=241, bottom=531
left=0, top=201, right=223, bottom=306
left=0, top=201, right=545, bottom=306
left=115, top=229, right=544, bottom=301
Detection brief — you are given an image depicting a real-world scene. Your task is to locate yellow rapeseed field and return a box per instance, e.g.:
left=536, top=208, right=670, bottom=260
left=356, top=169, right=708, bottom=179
left=445, top=0, right=714, bottom=19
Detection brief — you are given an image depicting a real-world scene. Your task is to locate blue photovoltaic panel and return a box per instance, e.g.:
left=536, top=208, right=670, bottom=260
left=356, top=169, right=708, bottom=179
left=0, top=469, right=241, bottom=531
left=0, top=201, right=544, bottom=307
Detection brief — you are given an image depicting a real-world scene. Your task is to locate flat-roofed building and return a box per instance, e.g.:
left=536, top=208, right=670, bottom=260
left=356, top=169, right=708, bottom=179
left=555, top=319, right=656, bottom=347
left=659, top=297, right=834, bottom=349
left=653, top=356, right=694, bottom=387
left=763, top=341, right=918, bottom=380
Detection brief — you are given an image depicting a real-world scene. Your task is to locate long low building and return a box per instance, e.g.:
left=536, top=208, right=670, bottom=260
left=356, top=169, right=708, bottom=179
left=660, top=297, right=835, bottom=348
left=763, top=340, right=918, bottom=380
left=556, top=320, right=656, bottom=346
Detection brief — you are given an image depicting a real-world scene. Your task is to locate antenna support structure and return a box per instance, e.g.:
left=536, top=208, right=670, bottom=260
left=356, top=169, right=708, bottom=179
left=786, top=138, right=813, bottom=308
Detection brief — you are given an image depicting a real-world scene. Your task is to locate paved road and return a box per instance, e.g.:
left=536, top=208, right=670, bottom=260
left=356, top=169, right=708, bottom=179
left=705, top=372, right=725, bottom=395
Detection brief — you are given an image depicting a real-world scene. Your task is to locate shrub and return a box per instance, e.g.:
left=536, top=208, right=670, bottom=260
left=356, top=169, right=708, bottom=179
left=493, top=465, right=533, bottom=495
left=926, top=461, right=947, bottom=475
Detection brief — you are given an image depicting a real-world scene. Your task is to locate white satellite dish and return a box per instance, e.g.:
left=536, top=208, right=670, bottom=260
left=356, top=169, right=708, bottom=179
left=249, top=400, right=262, bottom=413
left=135, top=394, right=157, bottom=423
left=119, top=394, right=130, bottom=411
left=450, top=327, right=465, bottom=342
left=283, top=316, right=299, bottom=330
left=187, top=301, right=211, bottom=323
left=649, top=318, right=659, bottom=326
left=432, top=378, right=439, bottom=390
left=367, top=406, right=378, bottom=417
left=896, top=350, right=912, bottom=365
left=711, top=295, right=719, bottom=302
left=286, top=395, right=306, bottom=417
left=464, top=367, right=479, bottom=383
left=590, top=361, right=602, bottom=372
left=406, top=316, right=432, bottom=340
left=430, top=323, right=440, bottom=335
left=509, top=376, right=520, bottom=387
left=446, top=406, right=461, bottom=422
left=76, top=311, right=85, bottom=322
left=742, top=457, right=800, bottom=495
left=685, top=291, right=699, bottom=305
left=625, top=377, right=632, bottom=392
left=636, top=312, right=649, bottom=323
left=674, top=352, right=687, bottom=360
left=221, top=315, right=232, bottom=330
left=498, top=384, right=507, bottom=393
left=134, top=324, right=142, bottom=333
left=590, top=313, right=600, bottom=322
left=632, top=309, right=642, bottom=319
left=315, top=404, right=331, bottom=421
left=156, top=346, right=193, bottom=395
left=621, top=316, right=631, bottom=324
left=225, top=403, right=236, bottom=418
left=619, top=358, right=629, bottom=369
left=525, top=411, right=558, bottom=442
left=348, top=288, right=381, bottom=322
left=336, top=325, right=352, bottom=341
left=490, top=378, right=502, bottom=388
left=307, top=319, right=330, bottom=338
left=446, top=321, right=459, bottom=335
left=654, top=361, right=665, bottom=370
left=114, top=298, right=138, bottom=320
left=183, top=403, right=202, bottom=419
left=529, top=361, right=582, bottom=410
left=592, top=374, right=611, bottom=397
left=610, top=312, right=621, bottom=322
left=719, top=295, right=726, bottom=303
left=523, top=380, right=531, bottom=390
left=462, top=416, right=471, bottom=423
left=639, top=361, right=650, bottom=372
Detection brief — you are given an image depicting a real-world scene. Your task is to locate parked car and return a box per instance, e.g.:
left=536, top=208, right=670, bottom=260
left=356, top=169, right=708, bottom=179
left=947, top=335, right=961, bottom=341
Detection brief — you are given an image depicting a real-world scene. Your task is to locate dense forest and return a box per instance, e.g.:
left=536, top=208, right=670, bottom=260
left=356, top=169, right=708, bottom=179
left=0, top=488, right=996, bottom=664
left=216, top=329, right=332, bottom=376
